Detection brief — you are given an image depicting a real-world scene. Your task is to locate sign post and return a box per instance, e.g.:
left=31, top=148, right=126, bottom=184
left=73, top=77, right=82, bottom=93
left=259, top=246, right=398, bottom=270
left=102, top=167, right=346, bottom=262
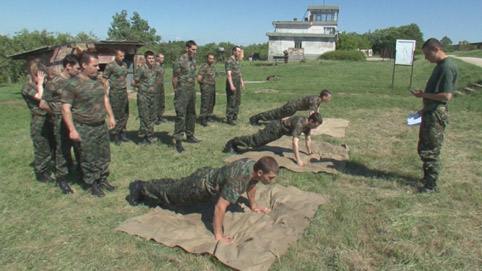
left=392, top=39, right=416, bottom=89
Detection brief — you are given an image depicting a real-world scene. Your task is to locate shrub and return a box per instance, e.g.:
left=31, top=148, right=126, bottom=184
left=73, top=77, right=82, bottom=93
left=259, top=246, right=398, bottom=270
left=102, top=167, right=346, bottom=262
left=318, top=50, right=366, bottom=61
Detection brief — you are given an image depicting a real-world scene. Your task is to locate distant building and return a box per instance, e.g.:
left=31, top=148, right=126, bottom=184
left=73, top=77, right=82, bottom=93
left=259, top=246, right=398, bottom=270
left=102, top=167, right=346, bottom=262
left=266, top=6, right=339, bottom=61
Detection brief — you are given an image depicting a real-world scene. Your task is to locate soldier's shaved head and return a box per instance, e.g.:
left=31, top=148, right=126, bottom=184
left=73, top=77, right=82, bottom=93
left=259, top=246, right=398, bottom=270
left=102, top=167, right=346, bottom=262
left=254, top=156, right=279, bottom=174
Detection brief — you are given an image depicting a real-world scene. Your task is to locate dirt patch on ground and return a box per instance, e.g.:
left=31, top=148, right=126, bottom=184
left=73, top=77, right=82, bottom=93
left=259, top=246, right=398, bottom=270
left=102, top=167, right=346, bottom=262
left=254, top=89, right=280, bottom=94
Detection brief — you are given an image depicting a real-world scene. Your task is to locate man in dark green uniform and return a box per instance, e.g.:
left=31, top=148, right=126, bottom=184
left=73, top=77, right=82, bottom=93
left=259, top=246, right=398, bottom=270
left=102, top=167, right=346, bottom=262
left=250, top=90, right=332, bottom=125
left=154, top=53, right=166, bottom=125
left=225, top=113, right=323, bottom=166
left=41, top=55, right=80, bottom=193
left=172, top=40, right=201, bottom=153
left=225, top=46, right=245, bottom=125
left=133, top=51, right=157, bottom=145
left=128, top=156, right=279, bottom=243
left=411, top=38, right=458, bottom=193
left=61, top=52, right=117, bottom=198
left=22, top=62, right=55, bottom=184
left=102, top=49, right=129, bottom=145
left=197, top=53, right=217, bottom=126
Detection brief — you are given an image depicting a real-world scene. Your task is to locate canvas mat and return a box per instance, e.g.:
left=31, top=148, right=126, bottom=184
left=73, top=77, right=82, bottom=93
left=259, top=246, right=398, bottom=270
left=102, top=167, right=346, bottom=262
left=225, top=137, right=349, bottom=174
left=116, top=184, right=328, bottom=271
left=311, top=118, right=350, bottom=138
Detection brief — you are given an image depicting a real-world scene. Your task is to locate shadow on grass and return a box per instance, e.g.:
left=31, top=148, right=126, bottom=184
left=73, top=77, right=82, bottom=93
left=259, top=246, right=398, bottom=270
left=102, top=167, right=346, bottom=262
left=125, top=195, right=248, bottom=234
left=343, top=160, right=420, bottom=188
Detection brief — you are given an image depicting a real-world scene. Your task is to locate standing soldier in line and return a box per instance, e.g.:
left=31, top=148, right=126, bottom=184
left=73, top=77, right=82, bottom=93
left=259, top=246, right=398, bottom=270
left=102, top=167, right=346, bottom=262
left=172, top=40, right=201, bottom=153
left=61, top=52, right=117, bottom=198
left=225, top=46, right=245, bottom=125
left=40, top=55, right=80, bottom=194
left=154, top=53, right=166, bottom=125
left=197, top=53, right=217, bottom=127
left=410, top=38, right=458, bottom=193
left=22, top=61, right=55, bottom=184
left=102, top=49, right=130, bottom=146
left=249, top=90, right=332, bottom=126
left=133, top=51, right=157, bottom=145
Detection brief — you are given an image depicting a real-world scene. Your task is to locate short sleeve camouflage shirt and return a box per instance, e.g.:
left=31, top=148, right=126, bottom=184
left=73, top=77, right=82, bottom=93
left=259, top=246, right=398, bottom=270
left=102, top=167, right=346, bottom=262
left=173, top=54, right=196, bottom=87
left=154, top=62, right=165, bottom=85
left=42, top=75, right=69, bottom=114
left=281, top=116, right=311, bottom=138
left=205, top=158, right=257, bottom=203
left=225, top=56, right=241, bottom=80
left=61, top=76, right=106, bottom=124
left=292, top=95, right=320, bottom=112
left=103, top=60, right=128, bottom=90
left=197, top=63, right=216, bottom=85
left=22, top=82, right=46, bottom=116
left=134, top=64, right=157, bottom=95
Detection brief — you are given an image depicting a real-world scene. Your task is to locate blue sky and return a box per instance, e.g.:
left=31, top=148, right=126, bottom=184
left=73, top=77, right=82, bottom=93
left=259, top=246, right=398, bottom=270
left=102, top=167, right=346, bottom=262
left=0, top=0, right=480, bottom=45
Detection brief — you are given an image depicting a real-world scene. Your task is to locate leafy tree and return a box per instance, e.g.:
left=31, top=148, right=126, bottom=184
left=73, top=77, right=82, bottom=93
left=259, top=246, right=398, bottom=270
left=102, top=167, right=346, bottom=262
left=365, top=23, right=424, bottom=53
left=337, top=32, right=371, bottom=50
left=440, top=36, right=453, bottom=47
left=107, top=10, right=161, bottom=44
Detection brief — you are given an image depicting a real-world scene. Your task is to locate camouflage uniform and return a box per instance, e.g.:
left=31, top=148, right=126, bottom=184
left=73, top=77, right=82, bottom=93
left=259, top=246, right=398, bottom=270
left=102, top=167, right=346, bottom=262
left=103, top=60, right=129, bottom=136
left=225, top=56, right=242, bottom=122
left=197, top=62, right=216, bottom=119
left=418, top=57, right=458, bottom=189
left=251, top=95, right=320, bottom=122
left=61, top=77, right=110, bottom=185
left=233, top=116, right=310, bottom=148
left=22, top=82, right=54, bottom=175
left=142, top=158, right=257, bottom=205
left=134, top=64, right=157, bottom=139
left=43, top=75, right=75, bottom=178
left=173, top=54, right=197, bottom=140
left=154, top=62, right=165, bottom=119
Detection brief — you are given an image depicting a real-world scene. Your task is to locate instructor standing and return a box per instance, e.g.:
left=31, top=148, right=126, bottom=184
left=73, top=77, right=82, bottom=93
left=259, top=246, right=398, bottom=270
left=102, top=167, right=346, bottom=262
left=411, top=38, right=458, bottom=193
left=225, top=46, right=244, bottom=125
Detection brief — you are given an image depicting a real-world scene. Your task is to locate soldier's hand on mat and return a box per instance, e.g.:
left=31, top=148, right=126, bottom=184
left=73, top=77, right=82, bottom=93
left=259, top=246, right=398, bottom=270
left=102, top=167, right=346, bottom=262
left=252, top=206, right=271, bottom=213
left=216, top=235, right=234, bottom=243
left=297, top=160, right=305, bottom=167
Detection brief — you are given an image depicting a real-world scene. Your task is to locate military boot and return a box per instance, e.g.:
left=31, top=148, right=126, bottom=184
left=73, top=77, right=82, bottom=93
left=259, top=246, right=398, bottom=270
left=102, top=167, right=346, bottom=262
left=113, top=134, right=121, bottom=146
left=128, top=180, right=145, bottom=206
left=249, top=116, right=259, bottom=126
left=57, top=176, right=73, bottom=194
left=90, top=181, right=105, bottom=198
left=186, top=135, right=202, bottom=143
left=200, top=117, right=208, bottom=127
left=99, top=178, right=116, bottom=192
left=120, top=132, right=130, bottom=142
left=176, top=140, right=185, bottom=153
left=36, top=172, right=55, bottom=183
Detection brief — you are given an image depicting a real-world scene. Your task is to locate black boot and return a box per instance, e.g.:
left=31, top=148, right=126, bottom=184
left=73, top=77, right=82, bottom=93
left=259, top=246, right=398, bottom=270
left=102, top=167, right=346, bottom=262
left=128, top=180, right=145, bottom=206
left=176, top=140, right=185, bottom=153
left=249, top=116, right=259, bottom=126
left=57, top=176, right=73, bottom=194
left=139, top=137, right=151, bottom=145
left=90, top=181, right=105, bottom=198
left=99, top=178, right=116, bottom=191
left=186, top=135, right=202, bottom=143
left=227, top=118, right=236, bottom=126
left=200, top=117, right=208, bottom=127
left=113, top=134, right=121, bottom=146
left=36, top=172, right=55, bottom=183
left=223, top=139, right=239, bottom=153
left=120, top=132, right=130, bottom=142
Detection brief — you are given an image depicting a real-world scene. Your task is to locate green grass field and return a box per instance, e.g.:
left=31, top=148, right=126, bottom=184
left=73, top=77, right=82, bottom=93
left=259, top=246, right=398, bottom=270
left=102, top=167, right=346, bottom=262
left=1, top=57, right=481, bottom=271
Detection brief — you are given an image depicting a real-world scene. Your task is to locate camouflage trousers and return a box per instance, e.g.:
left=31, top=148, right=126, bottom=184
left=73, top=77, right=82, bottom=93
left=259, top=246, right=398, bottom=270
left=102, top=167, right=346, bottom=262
left=137, top=92, right=156, bottom=139
left=30, top=115, right=54, bottom=174
left=226, top=79, right=241, bottom=122
left=109, top=88, right=129, bottom=135
left=173, top=86, right=196, bottom=140
left=233, top=120, right=285, bottom=148
left=143, top=166, right=214, bottom=206
left=417, top=105, right=449, bottom=188
left=73, top=121, right=110, bottom=185
left=53, top=114, right=75, bottom=178
left=155, top=83, right=165, bottom=119
left=251, top=101, right=297, bottom=122
left=200, top=84, right=216, bottom=118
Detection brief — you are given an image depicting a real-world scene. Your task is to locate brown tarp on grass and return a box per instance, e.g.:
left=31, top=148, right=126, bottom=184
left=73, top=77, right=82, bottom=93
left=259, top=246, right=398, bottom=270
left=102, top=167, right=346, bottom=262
left=116, top=184, right=328, bottom=271
left=225, top=137, right=349, bottom=174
